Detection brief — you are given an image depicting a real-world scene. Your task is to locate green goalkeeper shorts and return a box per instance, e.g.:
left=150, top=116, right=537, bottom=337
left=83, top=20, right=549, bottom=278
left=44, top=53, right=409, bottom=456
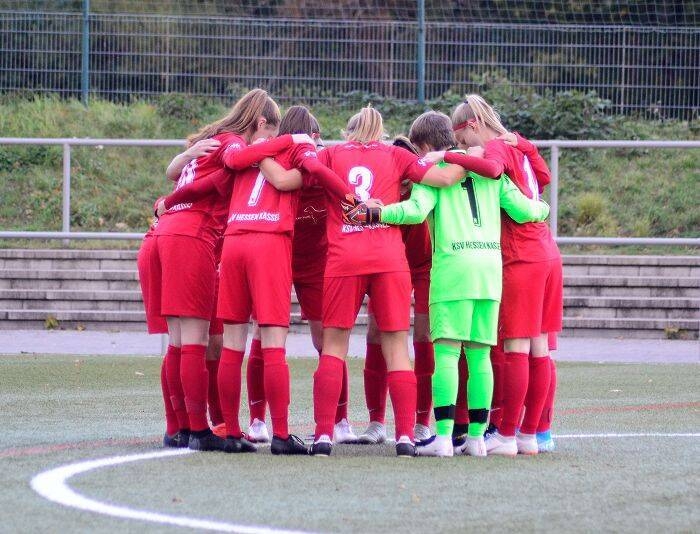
left=429, top=299, right=500, bottom=345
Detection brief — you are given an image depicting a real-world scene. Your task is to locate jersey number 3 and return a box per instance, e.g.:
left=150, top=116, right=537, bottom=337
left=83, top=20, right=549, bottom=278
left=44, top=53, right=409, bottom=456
left=348, top=166, right=374, bottom=201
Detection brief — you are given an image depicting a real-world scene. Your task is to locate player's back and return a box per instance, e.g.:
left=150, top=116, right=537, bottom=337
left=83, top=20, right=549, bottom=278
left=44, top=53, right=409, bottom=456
left=320, top=142, right=409, bottom=277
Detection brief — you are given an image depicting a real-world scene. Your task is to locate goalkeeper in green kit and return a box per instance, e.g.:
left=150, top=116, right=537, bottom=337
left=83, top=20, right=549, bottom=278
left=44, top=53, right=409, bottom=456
left=348, top=111, right=550, bottom=457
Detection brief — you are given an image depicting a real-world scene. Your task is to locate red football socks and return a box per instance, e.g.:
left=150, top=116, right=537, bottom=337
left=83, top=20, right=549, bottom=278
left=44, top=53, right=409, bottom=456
left=217, top=347, right=245, bottom=438
left=454, top=349, right=469, bottom=426
left=388, top=370, right=417, bottom=441
left=160, top=358, right=179, bottom=436
left=499, top=352, right=529, bottom=437
left=246, top=338, right=266, bottom=423
left=335, top=360, right=350, bottom=423
left=521, top=356, right=552, bottom=434
left=263, top=347, right=290, bottom=439
left=180, top=344, right=210, bottom=432
left=205, top=358, right=223, bottom=426
left=414, top=341, right=435, bottom=427
left=537, top=358, right=557, bottom=433
left=164, top=345, right=189, bottom=430
left=313, top=354, right=344, bottom=439
left=363, top=343, right=388, bottom=424
left=489, top=345, right=506, bottom=429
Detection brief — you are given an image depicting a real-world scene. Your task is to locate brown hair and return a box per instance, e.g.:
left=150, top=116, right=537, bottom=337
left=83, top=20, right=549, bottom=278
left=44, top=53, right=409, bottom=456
left=392, top=135, right=419, bottom=155
left=409, top=111, right=456, bottom=151
left=187, top=88, right=280, bottom=145
left=345, top=106, right=384, bottom=143
left=278, top=105, right=315, bottom=136
left=310, top=114, right=321, bottom=135
left=451, top=94, right=507, bottom=135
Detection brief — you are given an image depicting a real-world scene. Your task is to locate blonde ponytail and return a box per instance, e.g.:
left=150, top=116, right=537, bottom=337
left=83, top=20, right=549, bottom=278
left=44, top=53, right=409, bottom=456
left=451, top=94, right=507, bottom=135
left=344, top=106, right=384, bottom=144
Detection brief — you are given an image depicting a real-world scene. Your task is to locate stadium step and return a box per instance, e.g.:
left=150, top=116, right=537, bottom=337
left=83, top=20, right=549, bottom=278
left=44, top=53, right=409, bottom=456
left=0, top=249, right=697, bottom=339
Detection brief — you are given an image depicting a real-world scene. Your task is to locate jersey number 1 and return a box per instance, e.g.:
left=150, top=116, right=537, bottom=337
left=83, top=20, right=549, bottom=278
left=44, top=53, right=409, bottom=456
left=461, top=177, right=481, bottom=227
left=247, top=172, right=266, bottom=206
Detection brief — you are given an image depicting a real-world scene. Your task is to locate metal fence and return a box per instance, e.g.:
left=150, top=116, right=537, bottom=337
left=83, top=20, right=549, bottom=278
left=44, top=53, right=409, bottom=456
left=1, top=11, right=698, bottom=118
left=0, top=137, right=698, bottom=246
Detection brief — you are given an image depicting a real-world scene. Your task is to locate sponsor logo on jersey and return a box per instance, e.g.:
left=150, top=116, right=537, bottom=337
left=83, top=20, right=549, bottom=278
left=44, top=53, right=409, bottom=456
left=451, top=240, right=501, bottom=251
left=303, top=150, right=317, bottom=159
left=228, top=211, right=281, bottom=223
left=169, top=202, right=193, bottom=212
left=342, top=222, right=388, bottom=233
left=416, top=157, right=429, bottom=167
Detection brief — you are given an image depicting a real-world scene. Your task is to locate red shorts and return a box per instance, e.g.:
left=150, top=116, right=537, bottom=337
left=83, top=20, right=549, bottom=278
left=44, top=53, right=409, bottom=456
left=323, top=272, right=411, bottom=331
left=499, top=258, right=563, bottom=339
left=137, top=235, right=167, bottom=334
left=294, top=275, right=323, bottom=322
left=155, top=235, right=217, bottom=320
left=218, top=233, right=293, bottom=327
left=411, top=274, right=430, bottom=315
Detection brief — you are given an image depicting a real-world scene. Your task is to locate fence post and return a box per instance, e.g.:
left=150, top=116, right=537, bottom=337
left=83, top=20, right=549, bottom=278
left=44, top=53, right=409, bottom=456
left=549, top=145, right=559, bottom=238
left=416, top=0, right=426, bottom=105
left=62, top=143, right=71, bottom=245
left=81, top=0, right=90, bottom=105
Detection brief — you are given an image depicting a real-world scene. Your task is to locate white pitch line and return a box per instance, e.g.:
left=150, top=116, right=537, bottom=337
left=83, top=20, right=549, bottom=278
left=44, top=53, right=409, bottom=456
left=30, top=448, right=314, bottom=534
left=554, top=432, right=700, bottom=439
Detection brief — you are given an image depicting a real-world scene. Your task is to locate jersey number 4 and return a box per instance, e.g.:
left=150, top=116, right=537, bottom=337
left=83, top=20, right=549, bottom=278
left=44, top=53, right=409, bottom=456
left=461, top=177, right=482, bottom=227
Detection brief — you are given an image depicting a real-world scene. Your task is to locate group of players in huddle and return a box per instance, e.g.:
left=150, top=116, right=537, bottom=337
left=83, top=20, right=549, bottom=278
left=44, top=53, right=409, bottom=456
left=137, top=88, right=562, bottom=458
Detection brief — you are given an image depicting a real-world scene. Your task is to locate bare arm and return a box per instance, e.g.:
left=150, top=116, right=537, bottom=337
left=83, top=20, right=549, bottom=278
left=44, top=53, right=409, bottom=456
left=259, top=158, right=303, bottom=191
left=165, top=138, right=221, bottom=181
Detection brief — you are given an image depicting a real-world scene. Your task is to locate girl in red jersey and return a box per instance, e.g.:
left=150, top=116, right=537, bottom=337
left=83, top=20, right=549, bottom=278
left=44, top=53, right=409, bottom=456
left=245, top=115, right=361, bottom=445
left=151, top=89, right=285, bottom=453
left=310, top=106, right=475, bottom=457
left=359, top=136, right=435, bottom=445
left=160, top=105, right=352, bottom=455
left=138, top=139, right=225, bottom=448
left=426, top=94, right=563, bottom=456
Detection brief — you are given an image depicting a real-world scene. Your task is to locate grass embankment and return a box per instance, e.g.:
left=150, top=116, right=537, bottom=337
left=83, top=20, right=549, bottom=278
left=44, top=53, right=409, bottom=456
left=0, top=96, right=697, bottom=249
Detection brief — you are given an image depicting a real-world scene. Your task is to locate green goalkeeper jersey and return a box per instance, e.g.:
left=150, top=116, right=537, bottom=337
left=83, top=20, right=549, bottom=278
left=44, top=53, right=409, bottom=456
left=380, top=167, right=549, bottom=303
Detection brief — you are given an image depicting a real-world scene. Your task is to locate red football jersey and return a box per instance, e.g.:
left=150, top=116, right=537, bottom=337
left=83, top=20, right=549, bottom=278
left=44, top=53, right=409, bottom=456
left=154, top=132, right=243, bottom=247
left=319, top=142, right=432, bottom=277
left=401, top=222, right=432, bottom=276
left=292, top=185, right=328, bottom=280
left=224, top=143, right=315, bottom=236
left=484, top=137, right=559, bottom=264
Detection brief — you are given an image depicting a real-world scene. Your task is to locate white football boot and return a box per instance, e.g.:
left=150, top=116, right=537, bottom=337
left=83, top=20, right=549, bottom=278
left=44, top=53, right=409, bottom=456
left=333, top=418, right=359, bottom=444
left=484, top=430, right=518, bottom=456
left=415, top=435, right=454, bottom=457
left=247, top=418, right=270, bottom=443
left=357, top=421, right=387, bottom=444
left=413, top=423, right=432, bottom=442
left=516, top=431, right=539, bottom=455
left=455, top=435, right=487, bottom=457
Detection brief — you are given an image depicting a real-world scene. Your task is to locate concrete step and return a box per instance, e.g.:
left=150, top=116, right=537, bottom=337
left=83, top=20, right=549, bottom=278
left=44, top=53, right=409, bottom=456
left=562, top=317, right=698, bottom=339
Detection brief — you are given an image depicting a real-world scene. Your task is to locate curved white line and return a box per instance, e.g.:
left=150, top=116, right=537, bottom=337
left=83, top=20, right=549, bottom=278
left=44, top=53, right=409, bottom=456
left=30, top=449, right=313, bottom=534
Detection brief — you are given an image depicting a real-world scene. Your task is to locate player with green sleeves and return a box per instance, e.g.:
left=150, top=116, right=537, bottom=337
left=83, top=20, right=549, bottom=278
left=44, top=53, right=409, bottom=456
left=353, top=111, right=550, bottom=457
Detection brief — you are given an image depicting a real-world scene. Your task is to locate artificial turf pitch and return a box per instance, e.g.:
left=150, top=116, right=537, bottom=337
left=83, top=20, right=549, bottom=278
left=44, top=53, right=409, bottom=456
left=1, top=354, right=698, bottom=533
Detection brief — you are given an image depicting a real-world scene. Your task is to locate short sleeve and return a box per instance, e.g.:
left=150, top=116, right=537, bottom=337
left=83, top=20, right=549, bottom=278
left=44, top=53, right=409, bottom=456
left=393, top=146, right=432, bottom=183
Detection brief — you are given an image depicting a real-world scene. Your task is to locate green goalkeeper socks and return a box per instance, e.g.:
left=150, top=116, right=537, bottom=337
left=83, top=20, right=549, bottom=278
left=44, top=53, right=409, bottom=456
left=432, top=342, right=460, bottom=436
left=464, top=345, right=494, bottom=437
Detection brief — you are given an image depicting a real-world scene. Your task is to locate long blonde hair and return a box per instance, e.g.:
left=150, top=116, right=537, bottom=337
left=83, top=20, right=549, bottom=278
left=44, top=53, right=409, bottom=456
left=344, top=106, right=384, bottom=144
left=187, top=89, right=280, bottom=145
left=451, top=94, right=507, bottom=135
